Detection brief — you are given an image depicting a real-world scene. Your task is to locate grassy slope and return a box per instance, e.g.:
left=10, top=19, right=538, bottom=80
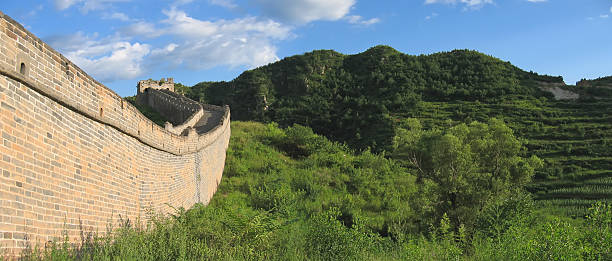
left=400, top=94, right=612, bottom=218
left=15, top=121, right=611, bottom=260
left=186, top=45, right=611, bottom=218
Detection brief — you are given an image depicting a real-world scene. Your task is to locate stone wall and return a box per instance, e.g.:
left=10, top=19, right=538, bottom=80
left=138, top=88, right=202, bottom=126
left=0, top=11, right=230, bottom=255
left=137, top=78, right=174, bottom=94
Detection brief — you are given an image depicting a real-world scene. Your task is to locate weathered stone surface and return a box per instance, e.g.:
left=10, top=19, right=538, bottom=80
left=0, top=11, right=230, bottom=255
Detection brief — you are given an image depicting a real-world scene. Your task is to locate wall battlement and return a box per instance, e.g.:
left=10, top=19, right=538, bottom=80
left=137, top=78, right=175, bottom=94
left=0, top=11, right=230, bottom=255
left=137, top=87, right=202, bottom=127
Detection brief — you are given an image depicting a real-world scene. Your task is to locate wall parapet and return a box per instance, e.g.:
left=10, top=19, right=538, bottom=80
left=166, top=108, right=204, bottom=135
left=0, top=11, right=229, bottom=155
left=138, top=88, right=202, bottom=127
left=0, top=11, right=231, bottom=255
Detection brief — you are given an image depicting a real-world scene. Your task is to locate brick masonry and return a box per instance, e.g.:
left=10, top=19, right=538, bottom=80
left=0, top=11, right=230, bottom=255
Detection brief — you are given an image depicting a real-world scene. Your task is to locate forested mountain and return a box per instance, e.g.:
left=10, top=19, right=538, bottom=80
left=186, top=46, right=612, bottom=218
left=187, top=46, right=562, bottom=152
left=577, top=75, right=612, bottom=87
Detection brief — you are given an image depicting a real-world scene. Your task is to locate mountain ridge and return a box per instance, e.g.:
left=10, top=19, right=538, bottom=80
left=186, top=45, right=571, bottom=151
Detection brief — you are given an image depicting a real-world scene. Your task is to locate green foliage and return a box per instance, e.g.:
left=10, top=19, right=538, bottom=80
left=188, top=46, right=559, bottom=152
left=397, top=96, right=612, bottom=218
left=392, top=118, right=542, bottom=232
left=179, top=46, right=611, bottom=217
left=578, top=75, right=612, bottom=87
left=173, top=82, right=190, bottom=95
left=14, top=121, right=611, bottom=260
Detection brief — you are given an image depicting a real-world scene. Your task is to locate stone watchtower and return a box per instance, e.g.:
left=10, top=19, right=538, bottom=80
left=137, top=77, right=175, bottom=94
left=135, top=77, right=176, bottom=108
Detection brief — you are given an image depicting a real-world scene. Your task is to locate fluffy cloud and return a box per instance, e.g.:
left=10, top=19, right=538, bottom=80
left=46, top=32, right=150, bottom=82
left=50, top=1, right=374, bottom=82
left=424, top=0, right=493, bottom=9
left=150, top=8, right=291, bottom=69
left=253, top=0, right=356, bottom=24
left=49, top=8, right=293, bottom=82
left=120, top=21, right=163, bottom=37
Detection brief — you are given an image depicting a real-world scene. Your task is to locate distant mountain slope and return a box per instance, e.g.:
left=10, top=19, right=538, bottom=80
left=188, top=46, right=562, bottom=151
left=577, top=76, right=612, bottom=88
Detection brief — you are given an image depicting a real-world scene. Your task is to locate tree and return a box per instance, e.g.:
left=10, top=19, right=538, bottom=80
left=391, top=118, right=542, bottom=233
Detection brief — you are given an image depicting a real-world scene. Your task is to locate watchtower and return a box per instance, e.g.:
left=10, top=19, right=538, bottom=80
left=137, top=77, right=175, bottom=94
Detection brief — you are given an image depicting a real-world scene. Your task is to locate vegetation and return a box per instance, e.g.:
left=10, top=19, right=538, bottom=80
left=391, top=118, right=543, bottom=233
left=16, top=122, right=612, bottom=260
left=400, top=97, right=612, bottom=218
left=578, top=75, right=612, bottom=87
left=185, top=47, right=612, bottom=218
left=186, top=47, right=561, bottom=152
left=12, top=47, right=610, bottom=259
left=174, top=82, right=190, bottom=95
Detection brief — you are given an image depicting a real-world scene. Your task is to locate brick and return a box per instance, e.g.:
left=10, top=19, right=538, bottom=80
left=0, top=12, right=230, bottom=255
left=1, top=101, right=14, bottom=112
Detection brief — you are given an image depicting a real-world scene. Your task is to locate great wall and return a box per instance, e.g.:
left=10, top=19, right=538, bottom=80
left=0, top=11, right=230, bottom=255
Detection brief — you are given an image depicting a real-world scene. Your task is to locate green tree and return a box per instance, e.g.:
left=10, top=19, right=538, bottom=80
left=392, top=118, right=542, bottom=233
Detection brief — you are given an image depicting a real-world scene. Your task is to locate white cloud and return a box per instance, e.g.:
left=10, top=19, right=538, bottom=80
left=54, top=0, right=80, bottom=10
left=151, top=8, right=292, bottom=69
left=601, top=14, right=609, bottom=19
left=425, top=0, right=493, bottom=9
left=49, top=1, right=375, bottom=81
left=120, top=21, right=163, bottom=37
left=48, top=8, right=294, bottom=82
left=46, top=32, right=150, bottom=82
left=610, top=6, right=612, bottom=13
left=345, top=15, right=380, bottom=26
left=252, top=0, right=356, bottom=24
left=53, top=0, right=131, bottom=13
left=102, top=12, right=131, bottom=21
left=70, top=42, right=150, bottom=81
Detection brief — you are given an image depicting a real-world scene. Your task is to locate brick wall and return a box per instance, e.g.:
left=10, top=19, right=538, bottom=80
left=137, top=88, right=202, bottom=126
left=0, top=11, right=230, bottom=255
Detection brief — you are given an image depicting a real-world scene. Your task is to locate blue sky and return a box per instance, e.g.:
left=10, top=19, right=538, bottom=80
left=3, top=0, right=612, bottom=97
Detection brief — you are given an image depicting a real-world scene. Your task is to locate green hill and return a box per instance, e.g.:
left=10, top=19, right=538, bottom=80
left=188, top=46, right=562, bottom=152
left=577, top=75, right=612, bottom=88
left=186, top=47, right=612, bottom=218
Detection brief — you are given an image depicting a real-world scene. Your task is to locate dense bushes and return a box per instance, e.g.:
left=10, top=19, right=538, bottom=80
left=391, top=118, right=543, bottom=233
left=15, top=121, right=612, bottom=260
